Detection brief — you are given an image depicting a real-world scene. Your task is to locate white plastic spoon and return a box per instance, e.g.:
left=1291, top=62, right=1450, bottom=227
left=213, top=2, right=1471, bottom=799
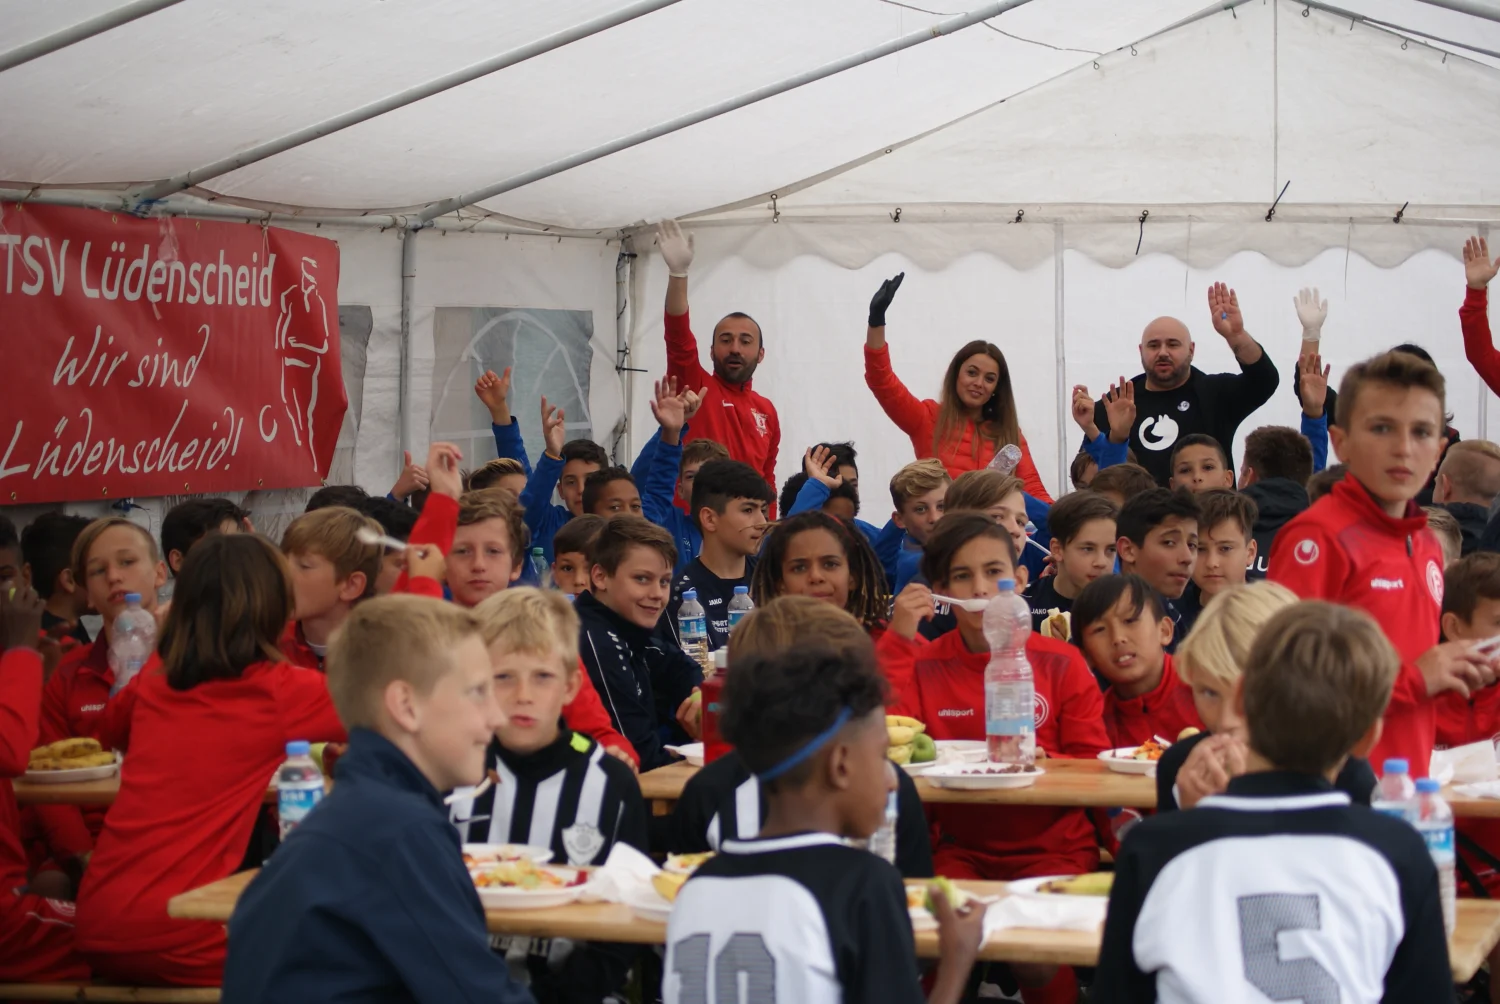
left=356, top=527, right=410, bottom=551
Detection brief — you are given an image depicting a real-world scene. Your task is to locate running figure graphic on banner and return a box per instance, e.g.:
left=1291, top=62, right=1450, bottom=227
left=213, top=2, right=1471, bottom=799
left=275, top=256, right=332, bottom=474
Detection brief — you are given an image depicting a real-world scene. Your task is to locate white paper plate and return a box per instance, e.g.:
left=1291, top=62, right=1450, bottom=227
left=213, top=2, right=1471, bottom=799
left=900, top=739, right=986, bottom=775
left=474, top=866, right=589, bottom=910
left=1097, top=749, right=1160, bottom=775
left=23, top=753, right=120, bottom=784
left=923, top=763, right=1044, bottom=790
left=1006, top=875, right=1110, bottom=899
left=666, top=743, right=704, bottom=766
left=623, top=885, right=674, bottom=923
left=462, top=843, right=553, bottom=865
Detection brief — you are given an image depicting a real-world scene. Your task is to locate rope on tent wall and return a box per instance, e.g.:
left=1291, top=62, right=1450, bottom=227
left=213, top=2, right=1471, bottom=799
left=1393, top=202, right=1409, bottom=224
left=1135, top=210, right=1149, bottom=255
left=1264, top=180, right=1291, bottom=222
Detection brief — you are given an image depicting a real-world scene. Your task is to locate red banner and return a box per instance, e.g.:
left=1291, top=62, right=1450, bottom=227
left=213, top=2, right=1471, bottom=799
left=0, top=203, right=346, bottom=504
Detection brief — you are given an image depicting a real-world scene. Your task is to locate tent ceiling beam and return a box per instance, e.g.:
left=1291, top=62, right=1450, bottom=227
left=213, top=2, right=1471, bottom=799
left=413, top=0, right=1039, bottom=224
left=1301, top=0, right=1500, bottom=60
left=0, top=0, right=186, bottom=73
left=1411, top=0, right=1500, bottom=24
left=125, top=0, right=686, bottom=208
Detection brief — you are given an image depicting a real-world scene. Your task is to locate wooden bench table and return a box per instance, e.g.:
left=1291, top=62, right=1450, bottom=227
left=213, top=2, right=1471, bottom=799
left=167, top=870, right=1500, bottom=981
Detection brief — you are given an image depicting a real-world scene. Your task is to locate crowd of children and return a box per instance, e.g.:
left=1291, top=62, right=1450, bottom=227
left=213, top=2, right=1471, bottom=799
left=5, top=237, right=1500, bottom=1002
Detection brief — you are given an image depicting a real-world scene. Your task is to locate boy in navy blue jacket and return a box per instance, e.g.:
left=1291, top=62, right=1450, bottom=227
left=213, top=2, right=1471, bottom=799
left=521, top=396, right=608, bottom=564
left=222, top=594, right=532, bottom=1004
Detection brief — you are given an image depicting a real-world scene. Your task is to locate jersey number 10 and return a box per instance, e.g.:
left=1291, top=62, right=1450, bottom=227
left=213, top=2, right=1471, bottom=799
left=670, top=932, right=775, bottom=1003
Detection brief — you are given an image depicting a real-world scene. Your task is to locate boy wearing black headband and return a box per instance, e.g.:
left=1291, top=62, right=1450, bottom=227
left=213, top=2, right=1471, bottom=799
left=662, top=645, right=983, bottom=1004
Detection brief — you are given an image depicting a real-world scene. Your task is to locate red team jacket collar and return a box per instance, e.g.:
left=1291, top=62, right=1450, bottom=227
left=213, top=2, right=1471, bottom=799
left=1330, top=476, right=1429, bottom=534
left=59, top=635, right=114, bottom=688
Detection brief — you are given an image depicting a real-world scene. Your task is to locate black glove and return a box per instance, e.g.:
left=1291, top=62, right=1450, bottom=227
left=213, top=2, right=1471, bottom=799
left=868, top=272, right=905, bottom=328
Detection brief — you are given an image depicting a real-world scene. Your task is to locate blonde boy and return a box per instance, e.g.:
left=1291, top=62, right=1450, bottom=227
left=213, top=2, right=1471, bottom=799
left=890, top=459, right=951, bottom=591
left=280, top=506, right=383, bottom=670
left=223, top=595, right=529, bottom=1004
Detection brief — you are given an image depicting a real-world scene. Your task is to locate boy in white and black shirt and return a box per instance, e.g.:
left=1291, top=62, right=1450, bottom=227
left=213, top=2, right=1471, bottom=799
left=1097, top=601, right=1454, bottom=1004
left=454, top=587, right=648, bottom=1004
left=664, top=599, right=983, bottom=1004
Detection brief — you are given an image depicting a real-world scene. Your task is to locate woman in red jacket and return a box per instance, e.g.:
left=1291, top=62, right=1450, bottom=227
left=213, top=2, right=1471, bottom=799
left=75, top=533, right=346, bottom=986
left=864, top=272, right=1051, bottom=501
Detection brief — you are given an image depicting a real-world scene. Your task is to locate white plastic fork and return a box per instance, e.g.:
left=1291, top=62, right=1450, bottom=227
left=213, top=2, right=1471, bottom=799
left=931, top=594, right=991, bottom=613
left=356, top=527, right=410, bottom=551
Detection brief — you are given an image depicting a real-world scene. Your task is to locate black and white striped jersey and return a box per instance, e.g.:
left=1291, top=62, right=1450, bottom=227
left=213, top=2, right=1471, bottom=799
left=668, top=751, right=934, bottom=878
left=449, top=730, right=648, bottom=866
left=664, top=831, right=925, bottom=1004
left=1096, top=771, right=1454, bottom=1004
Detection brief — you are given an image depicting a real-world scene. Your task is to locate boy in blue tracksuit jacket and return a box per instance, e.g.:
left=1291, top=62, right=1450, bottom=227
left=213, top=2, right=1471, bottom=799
left=638, top=429, right=700, bottom=576
left=519, top=400, right=609, bottom=565
left=222, top=595, right=532, bottom=1004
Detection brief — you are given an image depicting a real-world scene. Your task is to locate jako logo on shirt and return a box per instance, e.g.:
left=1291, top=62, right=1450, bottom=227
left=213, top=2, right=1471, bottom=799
left=1428, top=560, right=1444, bottom=604
left=938, top=708, right=974, bottom=718
left=1138, top=415, right=1180, bottom=451
left=1293, top=539, right=1320, bottom=565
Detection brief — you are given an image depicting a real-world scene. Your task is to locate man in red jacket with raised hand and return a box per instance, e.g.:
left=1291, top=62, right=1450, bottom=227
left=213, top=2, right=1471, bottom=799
left=656, top=219, right=780, bottom=508
left=1269, top=351, right=1499, bottom=777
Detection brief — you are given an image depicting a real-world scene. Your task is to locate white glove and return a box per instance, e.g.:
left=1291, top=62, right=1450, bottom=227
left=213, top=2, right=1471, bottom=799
left=656, top=219, right=695, bottom=278
left=1293, top=287, right=1327, bottom=342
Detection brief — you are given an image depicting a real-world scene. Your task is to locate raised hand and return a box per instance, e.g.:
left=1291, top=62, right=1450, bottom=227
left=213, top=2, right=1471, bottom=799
left=1070, top=384, right=1099, bottom=438
left=682, top=385, right=708, bottom=423
left=868, top=272, right=905, bottom=328
left=1298, top=352, right=1331, bottom=419
left=803, top=445, right=843, bottom=489
left=391, top=450, right=429, bottom=501
left=1103, top=378, right=1136, bottom=441
left=1208, top=282, right=1245, bottom=340
left=473, top=367, right=513, bottom=424
left=1465, top=236, right=1500, bottom=290
left=649, top=377, right=689, bottom=438
left=541, top=396, right=567, bottom=459
left=656, top=218, right=695, bottom=277
left=425, top=442, right=464, bottom=500
left=1293, top=288, right=1327, bottom=342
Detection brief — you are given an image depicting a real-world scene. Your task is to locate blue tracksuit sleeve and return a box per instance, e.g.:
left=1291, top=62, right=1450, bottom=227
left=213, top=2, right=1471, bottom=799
left=380, top=823, right=535, bottom=1004
left=1301, top=412, right=1329, bottom=473
left=491, top=421, right=531, bottom=476
left=630, top=428, right=661, bottom=484
left=641, top=435, right=683, bottom=529
left=1083, top=432, right=1128, bottom=471
left=869, top=517, right=906, bottom=588
left=520, top=452, right=570, bottom=562
left=788, top=478, right=830, bottom=516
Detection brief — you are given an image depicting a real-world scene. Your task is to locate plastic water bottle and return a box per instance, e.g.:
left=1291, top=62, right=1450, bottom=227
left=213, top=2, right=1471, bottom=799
left=727, top=585, right=754, bottom=630
left=1373, top=758, right=1417, bottom=821
left=987, top=443, right=1023, bottom=475
left=277, top=740, right=325, bottom=841
left=530, top=547, right=551, bottom=588
left=983, top=579, right=1035, bottom=766
left=678, top=589, right=712, bottom=674
left=108, top=592, right=156, bottom=696
left=867, top=787, right=899, bottom=865
left=1414, top=778, right=1456, bottom=935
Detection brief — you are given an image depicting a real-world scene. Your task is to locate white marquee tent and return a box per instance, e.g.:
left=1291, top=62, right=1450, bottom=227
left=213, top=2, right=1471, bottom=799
left=7, top=0, right=1500, bottom=532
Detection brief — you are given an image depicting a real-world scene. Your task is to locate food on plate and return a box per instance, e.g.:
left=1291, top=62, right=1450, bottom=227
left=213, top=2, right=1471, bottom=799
left=886, top=715, right=929, bottom=764
left=922, top=876, right=975, bottom=913
left=664, top=851, right=714, bottom=874
left=27, top=739, right=114, bottom=771
left=653, top=871, right=689, bottom=903
left=462, top=846, right=537, bottom=867
left=472, top=858, right=581, bottom=890
left=1040, top=608, right=1071, bottom=643
left=946, top=763, right=1038, bottom=776
left=1177, top=727, right=1201, bottom=741
left=1129, top=738, right=1167, bottom=762
left=888, top=743, right=912, bottom=765
left=1037, top=873, right=1114, bottom=897
left=910, top=733, right=937, bottom=763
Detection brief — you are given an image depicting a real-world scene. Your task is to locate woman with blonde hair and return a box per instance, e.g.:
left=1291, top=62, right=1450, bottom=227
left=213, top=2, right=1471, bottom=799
left=1162, top=581, right=1378, bottom=810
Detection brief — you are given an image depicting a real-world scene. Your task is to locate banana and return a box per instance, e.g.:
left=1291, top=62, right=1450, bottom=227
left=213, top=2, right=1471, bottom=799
left=885, top=715, right=926, bottom=734
left=887, top=725, right=916, bottom=747
left=887, top=743, right=913, bottom=765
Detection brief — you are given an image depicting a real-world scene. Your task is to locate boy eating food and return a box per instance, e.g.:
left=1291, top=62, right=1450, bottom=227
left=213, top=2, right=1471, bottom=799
left=1096, top=602, right=1452, bottom=1002
left=1027, top=490, right=1118, bottom=640
left=222, top=595, right=531, bottom=1003
left=279, top=506, right=383, bottom=670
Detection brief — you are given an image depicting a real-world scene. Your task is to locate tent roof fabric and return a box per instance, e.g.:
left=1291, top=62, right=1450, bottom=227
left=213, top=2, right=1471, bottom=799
left=4, top=0, right=1500, bottom=235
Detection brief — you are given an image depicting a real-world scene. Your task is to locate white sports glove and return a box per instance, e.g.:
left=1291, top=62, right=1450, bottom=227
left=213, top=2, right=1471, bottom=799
left=656, top=219, right=695, bottom=278
left=1293, top=287, right=1327, bottom=342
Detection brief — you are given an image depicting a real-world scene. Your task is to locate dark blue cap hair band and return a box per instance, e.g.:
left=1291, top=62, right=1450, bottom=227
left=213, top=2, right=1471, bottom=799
left=756, top=706, right=854, bottom=783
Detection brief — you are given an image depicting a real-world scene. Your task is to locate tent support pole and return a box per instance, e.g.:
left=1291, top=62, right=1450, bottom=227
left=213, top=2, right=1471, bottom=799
left=615, top=239, right=636, bottom=465
left=1411, top=0, right=1500, bottom=24
left=399, top=229, right=417, bottom=462
left=127, top=0, right=686, bottom=207
left=414, top=0, right=1036, bottom=223
left=1054, top=222, right=1069, bottom=497
left=0, top=0, right=186, bottom=73
left=1299, top=0, right=1500, bottom=60
left=1482, top=222, right=1492, bottom=443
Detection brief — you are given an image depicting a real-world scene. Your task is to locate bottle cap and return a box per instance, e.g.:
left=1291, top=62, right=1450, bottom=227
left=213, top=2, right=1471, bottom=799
left=713, top=647, right=729, bottom=669
left=684, top=589, right=698, bottom=600
left=1383, top=758, right=1409, bottom=775
left=996, top=579, right=1015, bottom=592
left=1416, top=778, right=1441, bottom=793
left=531, top=547, right=543, bottom=556
left=733, top=585, right=749, bottom=595
left=124, top=592, right=142, bottom=604
left=286, top=740, right=311, bottom=756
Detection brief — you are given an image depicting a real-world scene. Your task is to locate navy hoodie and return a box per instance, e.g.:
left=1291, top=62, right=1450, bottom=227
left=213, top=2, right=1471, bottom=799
left=222, top=728, right=534, bottom=1004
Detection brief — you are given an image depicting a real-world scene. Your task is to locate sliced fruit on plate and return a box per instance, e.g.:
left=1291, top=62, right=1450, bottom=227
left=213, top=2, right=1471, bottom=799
left=1037, top=872, right=1114, bottom=896
left=653, top=871, right=689, bottom=902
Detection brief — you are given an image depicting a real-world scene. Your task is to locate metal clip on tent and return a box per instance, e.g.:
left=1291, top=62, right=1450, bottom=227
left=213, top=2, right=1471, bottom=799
left=1135, top=210, right=1149, bottom=255
left=891, top=207, right=902, bottom=223
left=1265, top=180, right=1291, bottom=222
left=1394, top=201, right=1409, bottom=224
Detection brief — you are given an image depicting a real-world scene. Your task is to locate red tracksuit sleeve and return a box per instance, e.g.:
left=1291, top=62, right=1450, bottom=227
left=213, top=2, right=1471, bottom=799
left=1014, top=434, right=1053, bottom=505
left=274, top=665, right=348, bottom=745
left=94, top=671, right=141, bottom=753
left=392, top=493, right=459, bottom=598
left=875, top=630, right=923, bottom=718
left=664, top=310, right=711, bottom=390
left=864, top=344, right=933, bottom=442
left=0, top=648, right=43, bottom=776
left=762, top=406, right=781, bottom=514
left=1461, top=286, right=1500, bottom=397
left=37, top=670, right=72, bottom=744
left=1050, top=649, right=1110, bottom=758
left=563, top=660, right=638, bottom=767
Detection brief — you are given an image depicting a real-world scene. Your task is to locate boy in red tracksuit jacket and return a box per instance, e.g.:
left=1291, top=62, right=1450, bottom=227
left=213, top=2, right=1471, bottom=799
left=657, top=220, right=781, bottom=508
left=882, top=513, right=1106, bottom=1004
left=1071, top=574, right=1202, bottom=750
left=392, top=442, right=639, bottom=767
left=1269, top=351, right=1498, bottom=777
left=0, top=588, right=89, bottom=982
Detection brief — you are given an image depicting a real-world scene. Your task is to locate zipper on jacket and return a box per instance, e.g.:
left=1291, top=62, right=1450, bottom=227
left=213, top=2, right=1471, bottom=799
left=1406, top=534, right=1413, bottom=557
